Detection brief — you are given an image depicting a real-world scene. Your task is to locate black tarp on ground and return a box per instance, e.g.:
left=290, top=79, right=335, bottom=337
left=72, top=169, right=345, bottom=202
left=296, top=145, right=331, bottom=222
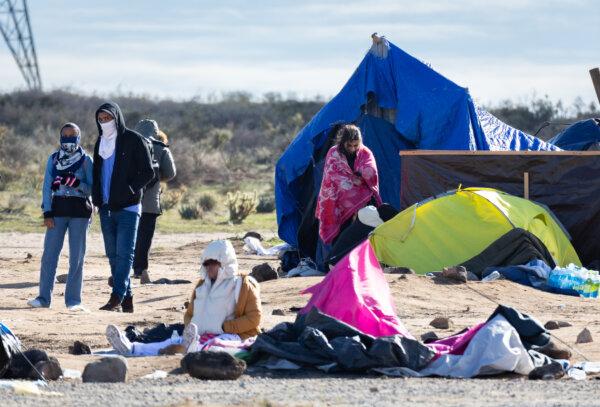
left=460, top=228, right=556, bottom=278
left=250, top=306, right=555, bottom=375
left=399, top=151, right=600, bottom=268
left=250, top=308, right=435, bottom=372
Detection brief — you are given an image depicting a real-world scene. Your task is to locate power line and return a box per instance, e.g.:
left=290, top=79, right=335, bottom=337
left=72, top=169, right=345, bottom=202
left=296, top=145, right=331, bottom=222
left=0, top=0, right=41, bottom=90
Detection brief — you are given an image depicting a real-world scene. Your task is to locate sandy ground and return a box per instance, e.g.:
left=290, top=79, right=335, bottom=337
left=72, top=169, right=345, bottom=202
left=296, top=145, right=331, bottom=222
left=1, top=231, right=599, bottom=406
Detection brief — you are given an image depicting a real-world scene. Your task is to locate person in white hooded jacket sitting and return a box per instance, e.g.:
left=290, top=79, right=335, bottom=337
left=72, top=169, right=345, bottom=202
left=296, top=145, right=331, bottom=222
left=105, top=239, right=262, bottom=356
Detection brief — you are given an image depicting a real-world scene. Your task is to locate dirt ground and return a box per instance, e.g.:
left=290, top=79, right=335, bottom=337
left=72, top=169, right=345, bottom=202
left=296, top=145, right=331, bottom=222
left=1, top=231, right=599, bottom=405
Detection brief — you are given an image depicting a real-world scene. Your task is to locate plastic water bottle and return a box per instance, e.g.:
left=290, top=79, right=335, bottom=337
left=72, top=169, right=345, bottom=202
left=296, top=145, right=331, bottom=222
left=548, top=269, right=568, bottom=289
left=482, top=271, right=501, bottom=282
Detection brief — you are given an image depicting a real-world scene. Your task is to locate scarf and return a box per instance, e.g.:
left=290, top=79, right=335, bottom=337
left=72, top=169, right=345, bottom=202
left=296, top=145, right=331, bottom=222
left=316, top=145, right=382, bottom=244
left=99, top=119, right=118, bottom=159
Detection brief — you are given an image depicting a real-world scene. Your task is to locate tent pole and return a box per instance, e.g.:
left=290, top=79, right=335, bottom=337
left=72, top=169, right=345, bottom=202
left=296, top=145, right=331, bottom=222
left=590, top=68, right=600, bottom=105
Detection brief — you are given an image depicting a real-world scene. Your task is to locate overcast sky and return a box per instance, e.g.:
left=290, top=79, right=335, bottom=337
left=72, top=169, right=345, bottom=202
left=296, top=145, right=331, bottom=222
left=1, top=0, right=599, bottom=105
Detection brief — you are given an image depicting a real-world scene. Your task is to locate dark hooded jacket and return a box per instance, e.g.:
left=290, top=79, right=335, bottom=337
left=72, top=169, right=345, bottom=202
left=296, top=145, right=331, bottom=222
left=92, top=102, right=154, bottom=210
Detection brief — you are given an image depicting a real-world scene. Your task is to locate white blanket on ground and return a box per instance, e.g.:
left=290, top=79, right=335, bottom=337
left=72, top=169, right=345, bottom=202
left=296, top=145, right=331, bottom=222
left=372, top=315, right=535, bottom=378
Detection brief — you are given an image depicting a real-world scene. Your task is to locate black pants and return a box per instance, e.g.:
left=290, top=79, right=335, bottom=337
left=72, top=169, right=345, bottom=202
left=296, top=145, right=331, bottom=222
left=133, top=212, right=159, bottom=275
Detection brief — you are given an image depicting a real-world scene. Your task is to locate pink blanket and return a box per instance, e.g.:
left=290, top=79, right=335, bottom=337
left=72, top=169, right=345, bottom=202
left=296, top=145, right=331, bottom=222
left=316, top=145, right=381, bottom=244
left=427, top=323, right=485, bottom=358
left=300, top=240, right=412, bottom=338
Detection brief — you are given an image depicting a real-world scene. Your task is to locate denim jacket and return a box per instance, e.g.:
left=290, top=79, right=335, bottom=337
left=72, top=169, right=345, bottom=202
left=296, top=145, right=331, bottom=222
left=41, top=152, right=93, bottom=215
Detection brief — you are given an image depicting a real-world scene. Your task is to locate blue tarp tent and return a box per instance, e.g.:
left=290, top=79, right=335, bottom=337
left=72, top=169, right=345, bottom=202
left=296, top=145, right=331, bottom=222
left=549, top=118, right=600, bottom=150
left=275, top=37, right=558, bottom=249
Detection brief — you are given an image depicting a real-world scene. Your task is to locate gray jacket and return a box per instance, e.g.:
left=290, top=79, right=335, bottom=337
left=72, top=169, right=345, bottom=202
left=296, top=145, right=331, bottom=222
left=142, top=141, right=176, bottom=214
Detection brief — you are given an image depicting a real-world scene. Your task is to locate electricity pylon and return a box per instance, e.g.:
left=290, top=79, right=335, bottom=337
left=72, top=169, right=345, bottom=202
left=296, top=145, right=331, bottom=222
left=0, top=0, right=41, bottom=90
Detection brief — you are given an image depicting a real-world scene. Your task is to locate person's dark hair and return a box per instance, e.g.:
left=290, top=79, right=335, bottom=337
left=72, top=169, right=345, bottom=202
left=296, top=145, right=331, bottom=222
left=336, top=124, right=362, bottom=148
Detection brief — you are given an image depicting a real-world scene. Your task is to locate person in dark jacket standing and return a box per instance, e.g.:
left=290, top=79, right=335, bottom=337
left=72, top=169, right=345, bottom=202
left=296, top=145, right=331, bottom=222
left=132, top=119, right=176, bottom=284
left=93, top=102, right=154, bottom=312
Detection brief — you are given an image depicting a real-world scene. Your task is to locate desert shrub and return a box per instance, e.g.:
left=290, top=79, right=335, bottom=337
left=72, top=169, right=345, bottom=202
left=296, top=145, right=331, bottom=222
left=227, top=191, right=257, bottom=224
left=256, top=194, right=275, bottom=213
left=178, top=203, right=203, bottom=220
left=1, top=194, right=26, bottom=214
left=198, top=192, right=217, bottom=212
left=0, top=166, right=17, bottom=191
left=161, top=185, right=187, bottom=211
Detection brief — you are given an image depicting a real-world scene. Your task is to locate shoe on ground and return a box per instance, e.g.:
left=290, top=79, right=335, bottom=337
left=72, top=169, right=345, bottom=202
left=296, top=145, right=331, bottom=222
left=182, top=323, right=199, bottom=353
left=67, top=304, right=89, bottom=312
left=140, top=269, right=151, bottom=285
left=27, top=298, right=49, bottom=308
left=121, top=295, right=134, bottom=313
left=106, top=324, right=133, bottom=355
left=99, top=293, right=122, bottom=312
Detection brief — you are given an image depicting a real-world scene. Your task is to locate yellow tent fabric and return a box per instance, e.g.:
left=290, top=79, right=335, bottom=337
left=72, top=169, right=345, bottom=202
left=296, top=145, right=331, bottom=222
left=370, top=187, right=581, bottom=274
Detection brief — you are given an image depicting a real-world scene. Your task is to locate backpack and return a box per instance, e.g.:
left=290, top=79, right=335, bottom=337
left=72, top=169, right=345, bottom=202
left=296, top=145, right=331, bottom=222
left=142, top=137, right=161, bottom=190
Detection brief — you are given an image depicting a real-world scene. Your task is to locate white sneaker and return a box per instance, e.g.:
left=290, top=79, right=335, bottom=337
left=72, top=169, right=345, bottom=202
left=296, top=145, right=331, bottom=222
left=27, top=298, right=49, bottom=308
left=67, top=304, right=89, bottom=312
left=182, top=323, right=199, bottom=353
left=106, top=324, right=133, bottom=355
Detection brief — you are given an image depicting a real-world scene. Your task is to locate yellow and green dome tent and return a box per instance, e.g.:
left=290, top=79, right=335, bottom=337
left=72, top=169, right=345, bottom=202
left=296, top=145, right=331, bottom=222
left=370, top=187, right=581, bottom=275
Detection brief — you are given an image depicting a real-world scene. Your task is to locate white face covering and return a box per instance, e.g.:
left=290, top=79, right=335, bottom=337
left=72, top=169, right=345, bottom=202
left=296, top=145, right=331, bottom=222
left=98, top=119, right=118, bottom=159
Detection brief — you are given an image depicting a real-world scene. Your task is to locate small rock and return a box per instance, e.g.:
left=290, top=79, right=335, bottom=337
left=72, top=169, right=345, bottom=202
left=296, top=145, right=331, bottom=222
left=32, top=357, right=62, bottom=380
left=69, top=340, right=92, bottom=355
left=56, top=274, right=68, bottom=284
left=397, top=275, right=407, bottom=280
left=420, top=331, right=439, bottom=343
left=442, top=266, right=468, bottom=283
left=369, top=387, right=379, bottom=393
left=82, top=356, right=128, bottom=383
left=430, top=317, right=453, bottom=330
left=272, top=309, right=285, bottom=316
left=26, top=253, right=33, bottom=259
left=181, top=351, right=246, bottom=380
left=250, top=263, right=278, bottom=283
left=576, top=328, right=593, bottom=344
left=528, top=361, right=565, bottom=380
left=544, top=320, right=573, bottom=330
left=384, top=267, right=415, bottom=274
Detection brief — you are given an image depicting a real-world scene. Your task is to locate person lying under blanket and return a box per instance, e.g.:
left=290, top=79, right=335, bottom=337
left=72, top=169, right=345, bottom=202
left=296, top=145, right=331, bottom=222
left=105, top=239, right=262, bottom=356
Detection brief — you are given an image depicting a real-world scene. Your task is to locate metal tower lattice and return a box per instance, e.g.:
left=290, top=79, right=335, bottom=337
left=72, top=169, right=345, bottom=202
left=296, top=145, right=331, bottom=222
left=0, top=0, right=41, bottom=90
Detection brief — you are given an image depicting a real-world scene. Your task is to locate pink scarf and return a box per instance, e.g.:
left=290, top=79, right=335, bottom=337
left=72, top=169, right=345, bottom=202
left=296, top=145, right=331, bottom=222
left=316, top=145, right=381, bottom=244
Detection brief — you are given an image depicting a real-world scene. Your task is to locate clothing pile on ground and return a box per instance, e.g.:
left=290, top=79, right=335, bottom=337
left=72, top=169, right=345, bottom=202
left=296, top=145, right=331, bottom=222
left=249, top=241, right=590, bottom=379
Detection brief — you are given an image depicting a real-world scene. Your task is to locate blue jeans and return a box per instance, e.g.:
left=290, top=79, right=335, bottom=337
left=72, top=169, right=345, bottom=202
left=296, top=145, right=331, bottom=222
left=99, top=207, right=140, bottom=299
left=37, top=217, right=90, bottom=307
